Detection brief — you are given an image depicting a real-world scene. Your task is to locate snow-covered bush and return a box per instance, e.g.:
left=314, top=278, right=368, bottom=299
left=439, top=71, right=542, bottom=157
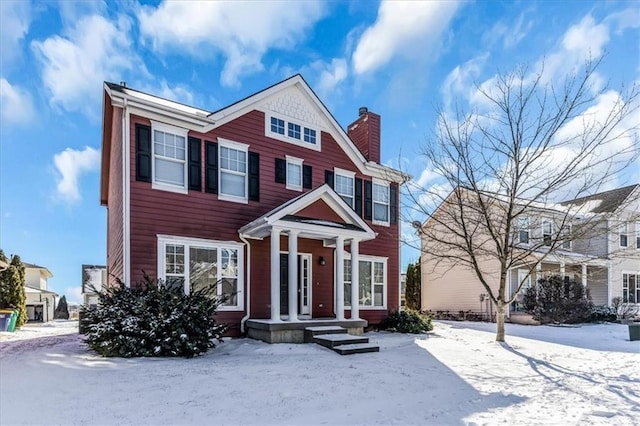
left=81, top=275, right=228, bottom=358
left=522, top=276, right=593, bottom=324
left=589, top=305, right=617, bottom=322
left=381, top=310, right=433, bottom=333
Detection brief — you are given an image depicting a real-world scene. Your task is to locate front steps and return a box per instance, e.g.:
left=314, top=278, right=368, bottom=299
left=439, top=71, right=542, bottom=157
left=305, top=326, right=379, bottom=355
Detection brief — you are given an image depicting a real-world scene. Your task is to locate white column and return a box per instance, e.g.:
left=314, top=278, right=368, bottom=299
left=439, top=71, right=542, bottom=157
left=350, top=239, right=360, bottom=320
left=560, top=262, right=566, bottom=278
left=288, top=230, right=299, bottom=321
left=335, top=236, right=345, bottom=320
left=270, top=227, right=281, bottom=321
left=581, top=264, right=588, bottom=289
left=536, top=263, right=542, bottom=299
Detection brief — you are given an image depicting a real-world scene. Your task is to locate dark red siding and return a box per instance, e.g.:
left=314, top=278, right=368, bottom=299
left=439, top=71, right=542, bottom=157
left=107, top=107, right=124, bottom=286
left=347, top=111, right=381, bottom=163
left=127, top=109, right=400, bottom=330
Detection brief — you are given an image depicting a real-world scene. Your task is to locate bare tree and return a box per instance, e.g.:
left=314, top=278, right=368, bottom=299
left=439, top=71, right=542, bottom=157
left=405, top=59, right=639, bottom=342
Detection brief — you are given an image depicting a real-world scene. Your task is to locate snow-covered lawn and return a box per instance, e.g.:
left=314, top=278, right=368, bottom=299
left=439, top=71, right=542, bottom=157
left=1, top=321, right=638, bottom=425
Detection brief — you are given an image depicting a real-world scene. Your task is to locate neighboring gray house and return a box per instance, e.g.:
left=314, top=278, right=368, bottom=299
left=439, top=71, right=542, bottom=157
left=82, top=265, right=107, bottom=306
left=420, top=184, right=640, bottom=315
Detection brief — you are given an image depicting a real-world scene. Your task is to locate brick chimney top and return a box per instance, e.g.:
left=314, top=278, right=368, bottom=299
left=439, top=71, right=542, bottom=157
left=348, top=107, right=380, bottom=163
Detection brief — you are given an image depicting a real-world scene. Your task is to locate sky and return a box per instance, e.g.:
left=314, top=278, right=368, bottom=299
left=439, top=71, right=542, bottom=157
left=1, top=0, right=638, bottom=304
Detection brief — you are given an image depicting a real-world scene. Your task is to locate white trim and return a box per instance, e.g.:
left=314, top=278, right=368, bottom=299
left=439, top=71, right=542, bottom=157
left=334, top=168, right=355, bottom=208
left=150, top=121, right=189, bottom=194
left=542, top=218, right=553, bottom=247
left=372, top=178, right=390, bottom=227
left=621, top=270, right=640, bottom=304
left=218, top=138, right=249, bottom=204
left=619, top=221, right=629, bottom=249
left=285, top=156, right=304, bottom=192
left=157, top=235, right=245, bottom=311
left=264, top=112, right=322, bottom=152
left=123, top=99, right=131, bottom=287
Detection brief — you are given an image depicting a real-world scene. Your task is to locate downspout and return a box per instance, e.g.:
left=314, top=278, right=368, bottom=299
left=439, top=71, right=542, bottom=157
left=239, top=233, right=251, bottom=333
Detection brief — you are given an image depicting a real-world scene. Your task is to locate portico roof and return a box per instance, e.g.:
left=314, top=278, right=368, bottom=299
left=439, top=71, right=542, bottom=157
left=239, top=184, right=376, bottom=242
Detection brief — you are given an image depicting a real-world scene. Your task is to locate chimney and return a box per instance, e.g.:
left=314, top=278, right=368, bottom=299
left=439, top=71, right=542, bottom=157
left=347, top=106, right=380, bottom=163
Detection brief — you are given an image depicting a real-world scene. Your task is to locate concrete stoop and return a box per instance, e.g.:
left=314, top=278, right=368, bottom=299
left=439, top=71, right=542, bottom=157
left=307, top=326, right=380, bottom=355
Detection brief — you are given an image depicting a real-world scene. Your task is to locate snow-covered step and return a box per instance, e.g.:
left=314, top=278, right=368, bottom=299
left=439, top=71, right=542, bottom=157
left=304, top=326, right=347, bottom=343
left=313, top=333, right=369, bottom=349
left=332, top=343, right=380, bottom=355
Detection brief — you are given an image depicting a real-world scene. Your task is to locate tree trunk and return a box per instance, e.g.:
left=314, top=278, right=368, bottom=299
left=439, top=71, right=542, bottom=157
left=495, top=300, right=506, bottom=342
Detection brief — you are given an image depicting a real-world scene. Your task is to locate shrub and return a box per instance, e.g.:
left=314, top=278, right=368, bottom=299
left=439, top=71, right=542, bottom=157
left=589, top=305, right=617, bottom=323
left=54, top=295, right=70, bottom=319
left=381, top=310, right=433, bottom=333
left=81, top=274, right=228, bottom=358
left=522, top=275, right=593, bottom=324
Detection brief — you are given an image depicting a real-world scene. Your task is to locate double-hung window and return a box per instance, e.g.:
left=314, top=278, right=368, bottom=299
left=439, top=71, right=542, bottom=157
left=285, top=156, right=303, bottom=191
left=517, top=216, right=530, bottom=245
left=561, top=224, right=572, bottom=250
left=622, top=273, right=639, bottom=304
left=636, top=222, right=640, bottom=249
left=152, top=122, right=188, bottom=192
left=620, top=222, right=629, bottom=248
left=334, top=169, right=355, bottom=208
left=373, top=179, right=389, bottom=225
left=343, top=256, right=387, bottom=308
left=219, top=139, right=248, bottom=202
left=158, top=236, right=243, bottom=310
left=542, top=219, right=553, bottom=246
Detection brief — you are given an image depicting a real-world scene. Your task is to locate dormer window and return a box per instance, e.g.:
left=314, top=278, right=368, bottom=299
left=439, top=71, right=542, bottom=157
left=265, top=114, right=320, bottom=151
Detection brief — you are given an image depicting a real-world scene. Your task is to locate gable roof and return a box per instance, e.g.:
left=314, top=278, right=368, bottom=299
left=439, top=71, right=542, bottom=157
left=24, top=263, right=53, bottom=278
left=239, top=184, right=376, bottom=241
left=561, top=184, right=639, bottom=213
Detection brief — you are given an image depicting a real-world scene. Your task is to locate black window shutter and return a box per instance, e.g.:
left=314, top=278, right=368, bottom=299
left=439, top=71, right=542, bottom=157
left=248, top=152, right=260, bottom=201
left=188, top=137, right=202, bottom=191
left=275, top=158, right=286, bottom=184
left=303, top=165, right=312, bottom=189
left=364, top=180, right=373, bottom=220
left=205, top=141, right=218, bottom=194
left=355, top=177, right=363, bottom=217
left=135, top=124, right=151, bottom=182
left=325, top=170, right=334, bottom=188
left=390, top=183, right=398, bottom=224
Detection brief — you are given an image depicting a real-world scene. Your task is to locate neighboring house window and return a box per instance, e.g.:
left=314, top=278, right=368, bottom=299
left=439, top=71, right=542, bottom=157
left=152, top=122, right=188, bottom=192
left=158, top=236, right=243, bottom=310
left=636, top=222, right=640, bottom=249
left=288, top=122, right=301, bottom=140
left=343, top=256, right=387, bottom=308
left=516, top=216, right=530, bottom=245
left=620, top=222, right=629, bottom=248
left=561, top=224, right=572, bottom=250
left=270, top=117, right=285, bottom=135
left=303, top=127, right=316, bottom=144
left=542, top=219, right=553, bottom=246
left=219, top=139, right=248, bottom=202
left=335, top=168, right=355, bottom=207
left=372, top=179, right=389, bottom=225
left=622, top=273, right=639, bottom=304
left=286, top=156, right=303, bottom=191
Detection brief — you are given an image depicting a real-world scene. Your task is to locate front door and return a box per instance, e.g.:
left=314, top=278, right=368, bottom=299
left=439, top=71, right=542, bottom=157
left=280, top=254, right=312, bottom=317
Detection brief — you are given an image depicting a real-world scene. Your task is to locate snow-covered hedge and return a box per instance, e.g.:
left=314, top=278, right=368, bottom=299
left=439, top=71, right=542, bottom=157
left=381, top=310, right=433, bottom=333
left=81, top=275, right=228, bottom=358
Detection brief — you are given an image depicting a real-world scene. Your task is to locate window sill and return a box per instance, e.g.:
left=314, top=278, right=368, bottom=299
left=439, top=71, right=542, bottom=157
left=217, top=306, right=245, bottom=312
left=373, top=220, right=390, bottom=227
left=152, top=182, right=188, bottom=195
left=219, top=194, right=249, bottom=204
left=286, top=184, right=303, bottom=192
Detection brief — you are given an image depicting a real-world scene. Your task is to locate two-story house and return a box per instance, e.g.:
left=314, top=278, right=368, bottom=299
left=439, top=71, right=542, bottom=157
left=24, top=263, right=57, bottom=322
left=419, top=185, right=639, bottom=318
left=100, top=75, right=405, bottom=342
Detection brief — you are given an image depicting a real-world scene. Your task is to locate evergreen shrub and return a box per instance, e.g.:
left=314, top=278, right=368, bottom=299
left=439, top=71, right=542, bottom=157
left=589, top=305, right=617, bottom=323
left=381, top=310, right=433, bottom=333
left=522, top=275, right=593, bottom=324
left=81, top=274, right=228, bottom=358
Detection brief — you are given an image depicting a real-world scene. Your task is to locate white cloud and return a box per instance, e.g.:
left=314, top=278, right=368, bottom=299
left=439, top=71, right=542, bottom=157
left=137, top=1, right=326, bottom=88
left=0, top=78, right=35, bottom=125
left=53, top=146, right=100, bottom=203
left=441, top=53, right=489, bottom=110
left=0, top=0, right=31, bottom=66
left=484, top=11, right=533, bottom=50
left=315, top=58, right=348, bottom=96
left=352, top=1, right=462, bottom=75
left=31, top=14, right=141, bottom=119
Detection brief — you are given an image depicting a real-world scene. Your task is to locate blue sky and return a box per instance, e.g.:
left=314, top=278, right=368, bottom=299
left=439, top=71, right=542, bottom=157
left=1, top=1, right=638, bottom=304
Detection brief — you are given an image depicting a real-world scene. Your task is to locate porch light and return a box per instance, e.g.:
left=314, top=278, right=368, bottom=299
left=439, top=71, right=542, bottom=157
left=318, top=256, right=326, bottom=266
